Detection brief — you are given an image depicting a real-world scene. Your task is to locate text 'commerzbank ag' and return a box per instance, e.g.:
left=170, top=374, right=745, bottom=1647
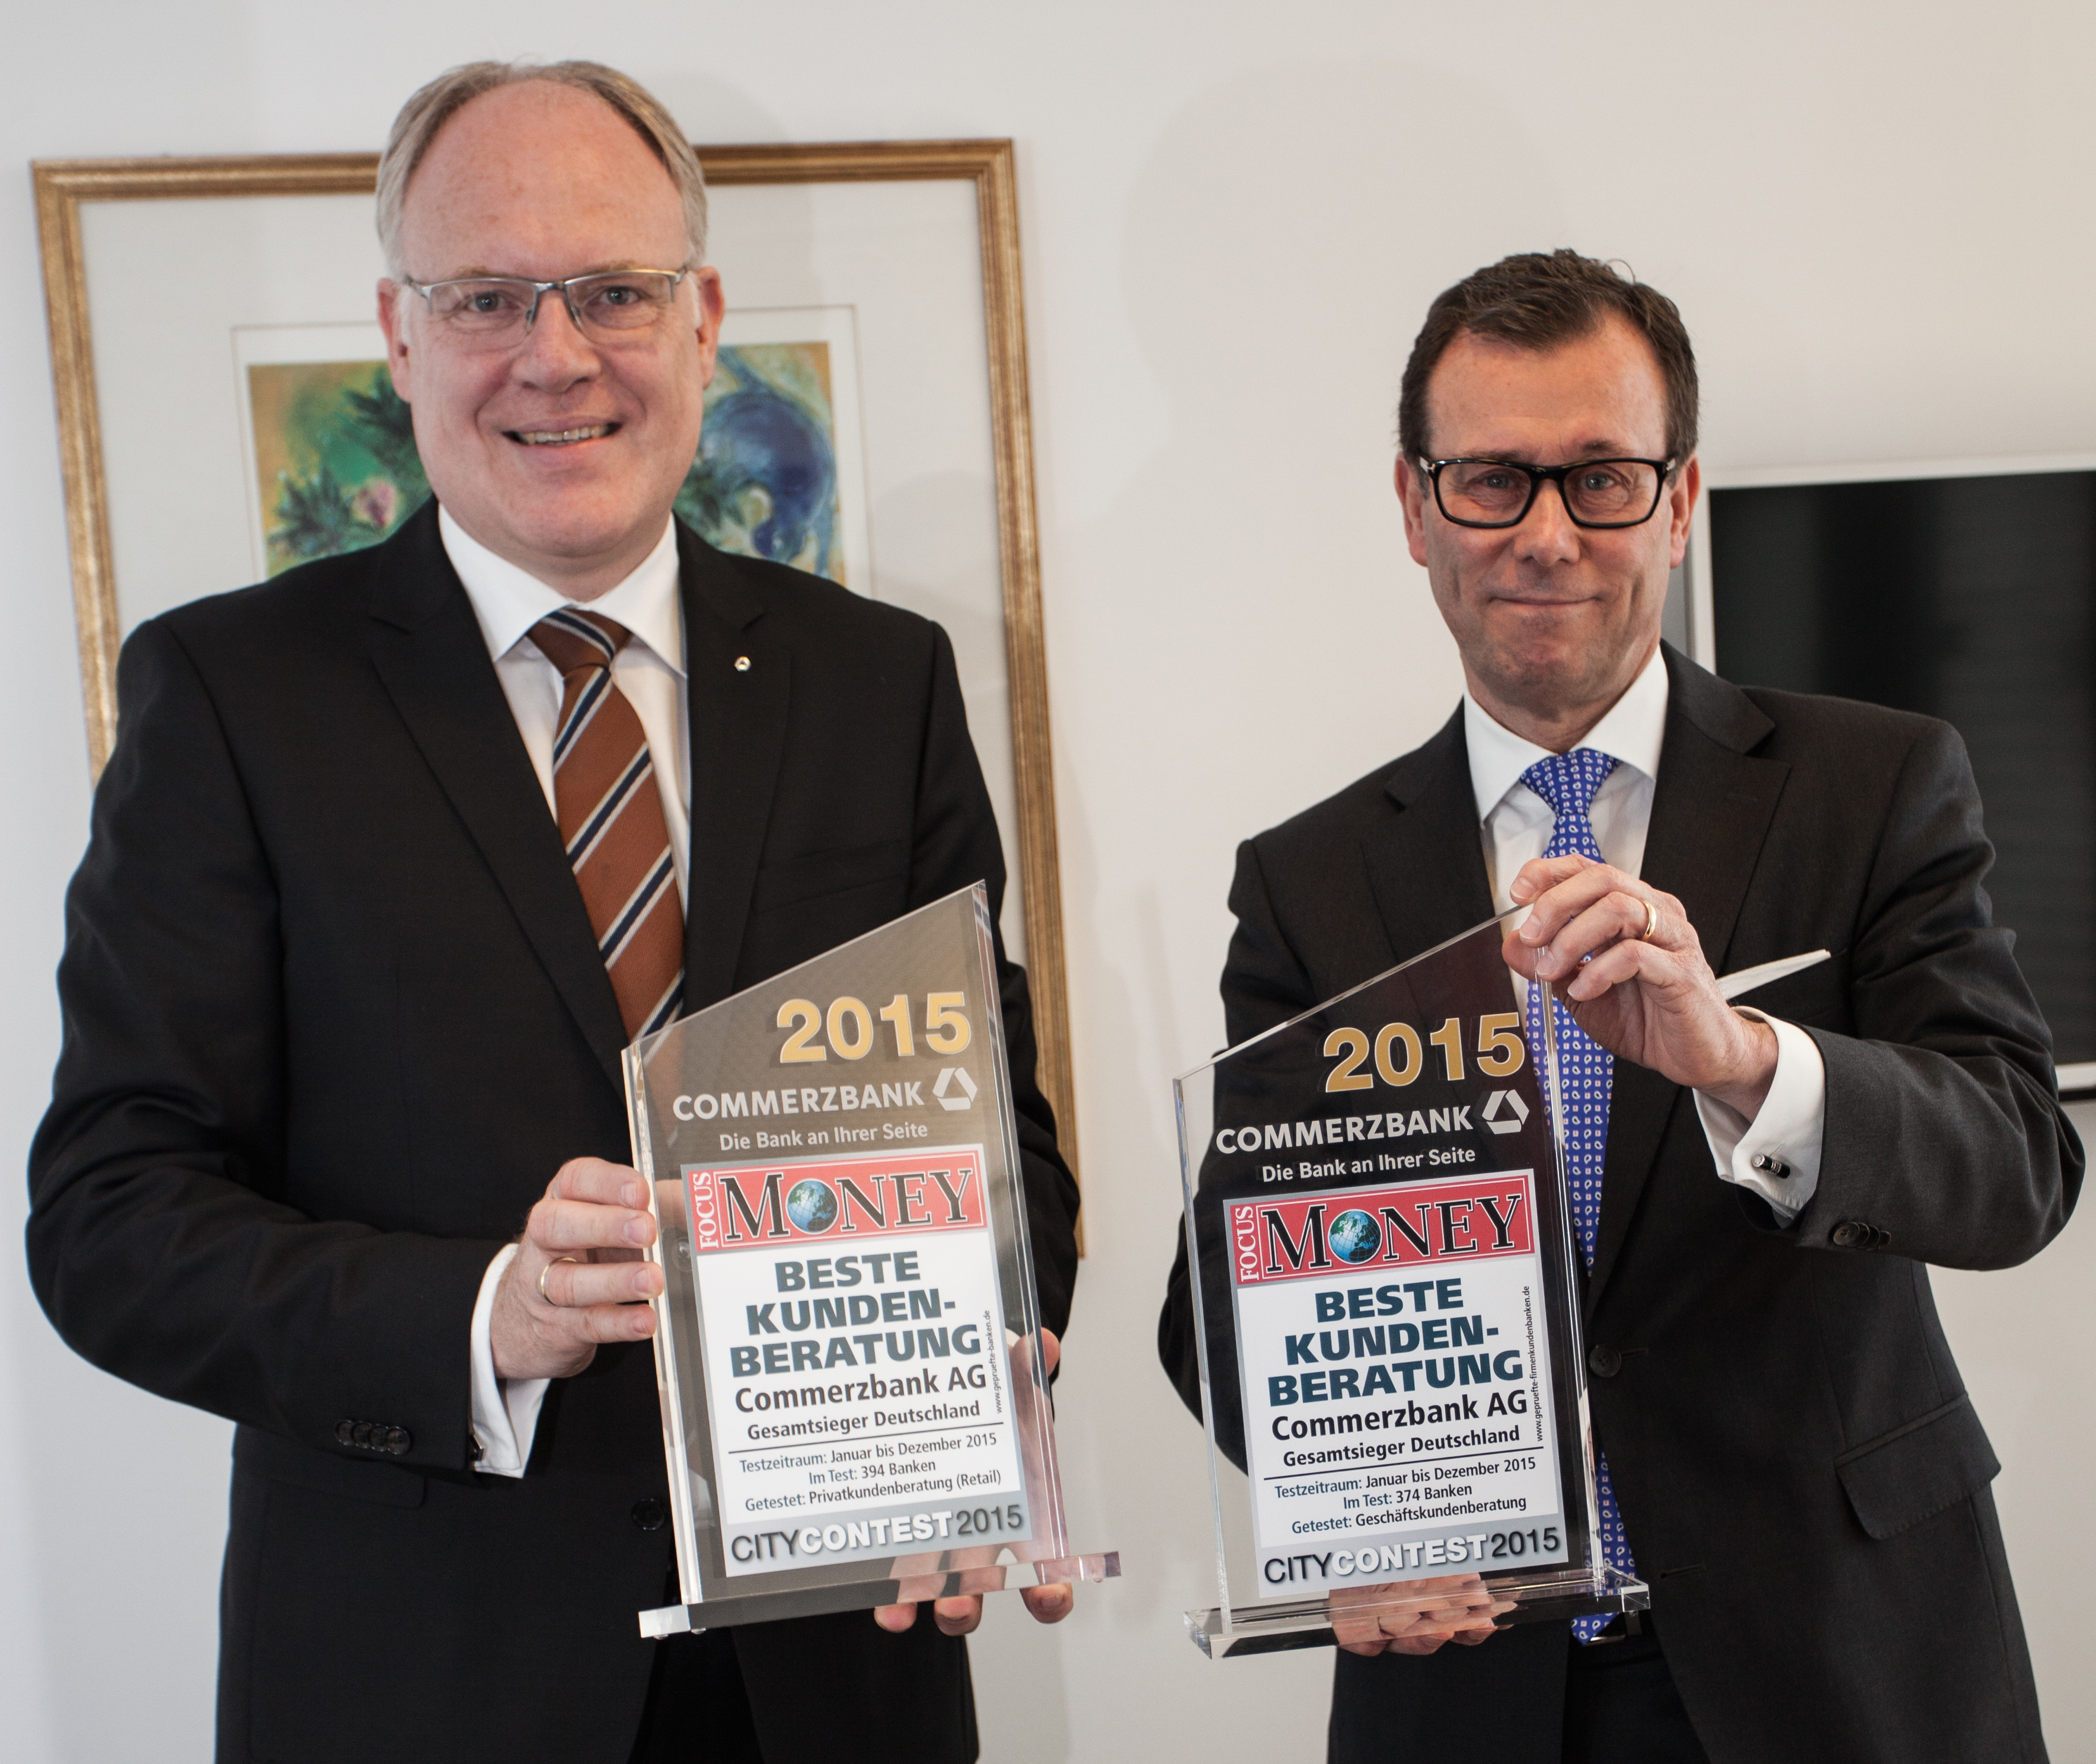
left=1229, top=1170, right=1568, bottom=1595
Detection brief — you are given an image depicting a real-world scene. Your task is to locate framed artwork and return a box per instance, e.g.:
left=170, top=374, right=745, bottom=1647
left=33, top=140, right=1079, bottom=1197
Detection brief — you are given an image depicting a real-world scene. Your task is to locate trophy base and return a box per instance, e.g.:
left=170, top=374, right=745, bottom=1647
left=641, top=1549, right=1121, bottom=1638
left=1184, top=1564, right=1648, bottom=1658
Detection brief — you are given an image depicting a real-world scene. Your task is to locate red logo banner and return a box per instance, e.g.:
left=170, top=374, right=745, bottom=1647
left=1229, top=1172, right=1535, bottom=1287
left=688, top=1148, right=986, bottom=1254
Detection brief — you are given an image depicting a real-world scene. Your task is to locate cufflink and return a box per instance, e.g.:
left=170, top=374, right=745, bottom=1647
left=1750, top=1152, right=1793, bottom=1180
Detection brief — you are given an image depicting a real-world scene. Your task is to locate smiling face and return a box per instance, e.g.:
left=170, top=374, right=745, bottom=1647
left=377, top=80, right=723, bottom=599
left=1397, top=314, right=1699, bottom=750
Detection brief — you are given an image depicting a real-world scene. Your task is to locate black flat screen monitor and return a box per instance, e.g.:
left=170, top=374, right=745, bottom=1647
left=1705, top=464, right=2095, bottom=1088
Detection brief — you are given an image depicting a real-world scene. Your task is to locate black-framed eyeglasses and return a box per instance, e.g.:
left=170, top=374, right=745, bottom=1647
left=398, top=267, right=694, bottom=347
left=1420, top=456, right=1676, bottom=530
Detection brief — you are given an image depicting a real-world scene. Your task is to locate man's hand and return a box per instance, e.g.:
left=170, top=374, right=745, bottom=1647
left=490, top=1158, right=664, bottom=1382
left=1506, top=855, right=1778, bottom=1116
left=873, top=1328, right=1071, bottom=1637
left=1328, top=1576, right=1507, bottom=1656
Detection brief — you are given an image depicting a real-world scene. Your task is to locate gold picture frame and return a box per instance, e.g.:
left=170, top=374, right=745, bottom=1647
left=33, top=140, right=1079, bottom=1204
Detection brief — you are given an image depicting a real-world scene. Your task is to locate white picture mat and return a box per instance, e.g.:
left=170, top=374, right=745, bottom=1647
left=76, top=179, right=1022, bottom=957
left=80, top=193, right=382, bottom=632
left=706, top=181, right=1015, bottom=955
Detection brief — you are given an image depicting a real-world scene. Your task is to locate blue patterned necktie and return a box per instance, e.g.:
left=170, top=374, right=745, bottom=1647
left=1519, top=747, right=1637, bottom=1642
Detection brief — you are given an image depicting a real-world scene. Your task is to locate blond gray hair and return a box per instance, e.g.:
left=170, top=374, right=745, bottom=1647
left=375, top=59, right=708, bottom=276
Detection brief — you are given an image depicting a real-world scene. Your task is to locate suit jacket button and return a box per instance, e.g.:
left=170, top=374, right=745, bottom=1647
left=351, top=1421, right=375, bottom=1447
left=336, top=1420, right=356, bottom=1446
left=632, top=1497, right=669, bottom=1532
left=1587, top=1344, right=1622, bottom=1378
left=1832, top=1220, right=1870, bottom=1248
left=385, top=1427, right=412, bottom=1456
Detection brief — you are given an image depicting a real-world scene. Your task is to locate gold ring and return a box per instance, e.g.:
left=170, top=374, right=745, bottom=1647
left=539, top=1255, right=581, bottom=1303
left=1641, top=899, right=1660, bottom=942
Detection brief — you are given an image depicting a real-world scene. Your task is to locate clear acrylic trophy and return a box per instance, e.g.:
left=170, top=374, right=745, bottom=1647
left=1173, top=913, right=1647, bottom=1656
left=628, top=884, right=1116, bottom=1638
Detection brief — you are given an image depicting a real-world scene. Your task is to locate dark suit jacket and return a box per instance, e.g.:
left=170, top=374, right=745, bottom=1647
left=1159, top=646, right=2079, bottom=1764
left=28, top=504, right=1080, bottom=1764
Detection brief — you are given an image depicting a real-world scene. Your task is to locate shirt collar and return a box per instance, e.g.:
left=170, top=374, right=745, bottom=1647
left=1462, top=641, right=1670, bottom=823
left=439, top=506, right=685, bottom=676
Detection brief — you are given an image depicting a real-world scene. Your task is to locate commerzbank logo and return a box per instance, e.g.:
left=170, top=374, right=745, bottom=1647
left=1480, top=1088, right=1528, bottom=1136
left=933, top=1066, right=977, bottom=1112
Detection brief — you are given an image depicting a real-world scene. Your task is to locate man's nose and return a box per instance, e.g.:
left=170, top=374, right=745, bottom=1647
left=1512, top=477, right=1582, bottom=561
left=514, top=289, right=600, bottom=381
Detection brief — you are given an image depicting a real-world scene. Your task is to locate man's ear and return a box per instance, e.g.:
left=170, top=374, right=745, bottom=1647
left=1395, top=456, right=1431, bottom=569
left=1666, top=455, right=1701, bottom=569
left=376, top=279, right=414, bottom=402
left=692, top=266, right=725, bottom=391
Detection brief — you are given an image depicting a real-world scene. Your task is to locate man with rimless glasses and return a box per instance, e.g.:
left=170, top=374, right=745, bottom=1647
left=1160, top=250, right=2076, bottom=1760
left=30, top=59, right=1079, bottom=1764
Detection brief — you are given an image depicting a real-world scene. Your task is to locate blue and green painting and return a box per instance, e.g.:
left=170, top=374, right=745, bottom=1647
left=675, top=341, right=843, bottom=585
left=245, top=338, right=847, bottom=587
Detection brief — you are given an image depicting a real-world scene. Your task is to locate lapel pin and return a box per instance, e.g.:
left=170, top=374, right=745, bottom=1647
left=733, top=656, right=752, bottom=672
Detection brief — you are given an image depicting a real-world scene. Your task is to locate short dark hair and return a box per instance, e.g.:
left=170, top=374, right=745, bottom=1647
left=1397, top=250, right=1698, bottom=466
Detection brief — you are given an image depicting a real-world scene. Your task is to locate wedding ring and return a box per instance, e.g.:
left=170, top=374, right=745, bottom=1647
left=1640, top=899, right=1660, bottom=942
left=539, top=1255, right=581, bottom=1303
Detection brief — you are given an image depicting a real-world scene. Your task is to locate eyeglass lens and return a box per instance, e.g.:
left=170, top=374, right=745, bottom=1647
left=424, top=271, right=682, bottom=339
left=1439, top=460, right=1663, bottom=528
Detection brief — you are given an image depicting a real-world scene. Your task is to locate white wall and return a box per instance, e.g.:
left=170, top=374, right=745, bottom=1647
left=4, top=4, right=2092, bottom=1758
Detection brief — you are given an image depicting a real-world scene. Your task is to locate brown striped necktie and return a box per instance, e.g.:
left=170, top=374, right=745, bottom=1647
left=529, top=609, right=684, bottom=1040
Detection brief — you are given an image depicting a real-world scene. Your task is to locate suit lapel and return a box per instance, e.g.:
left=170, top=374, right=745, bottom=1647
left=365, top=506, right=630, bottom=1086
left=676, top=529, right=791, bottom=1012
left=1362, top=708, right=1497, bottom=970
left=1588, top=647, right=1789, bottom=1307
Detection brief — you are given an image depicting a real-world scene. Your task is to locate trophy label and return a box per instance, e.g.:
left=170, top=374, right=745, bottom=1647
left=1226, top=1168, right=1567, bottom=1596
left=682, top=1143, right=1034, bottom=1577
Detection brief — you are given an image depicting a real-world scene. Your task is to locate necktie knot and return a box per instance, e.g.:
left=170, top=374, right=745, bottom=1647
left=1520, top=747, right=1617, bottom=821
left=530, top=609, right=632, bottom=677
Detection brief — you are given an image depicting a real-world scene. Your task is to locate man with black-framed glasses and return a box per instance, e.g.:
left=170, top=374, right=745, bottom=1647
left=1159, top=248, right=2075, bottom=1761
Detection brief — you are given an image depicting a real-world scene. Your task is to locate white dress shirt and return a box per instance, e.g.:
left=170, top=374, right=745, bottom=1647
left=440, top=507, right=688, bottom=1477
left=1462, top=644, right=1825, bottom=1222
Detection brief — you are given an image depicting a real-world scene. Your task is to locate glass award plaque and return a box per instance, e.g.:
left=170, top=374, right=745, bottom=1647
left=1173, top=914, right=1647, bottom=1657
left=628, top=884, right=1116, bottom=1638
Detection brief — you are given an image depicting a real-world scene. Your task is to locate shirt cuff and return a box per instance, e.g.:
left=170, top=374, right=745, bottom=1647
left=1692, top=1009, right=1826, bottom=1225
left=469, top=1243, right=551, bottom=1478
